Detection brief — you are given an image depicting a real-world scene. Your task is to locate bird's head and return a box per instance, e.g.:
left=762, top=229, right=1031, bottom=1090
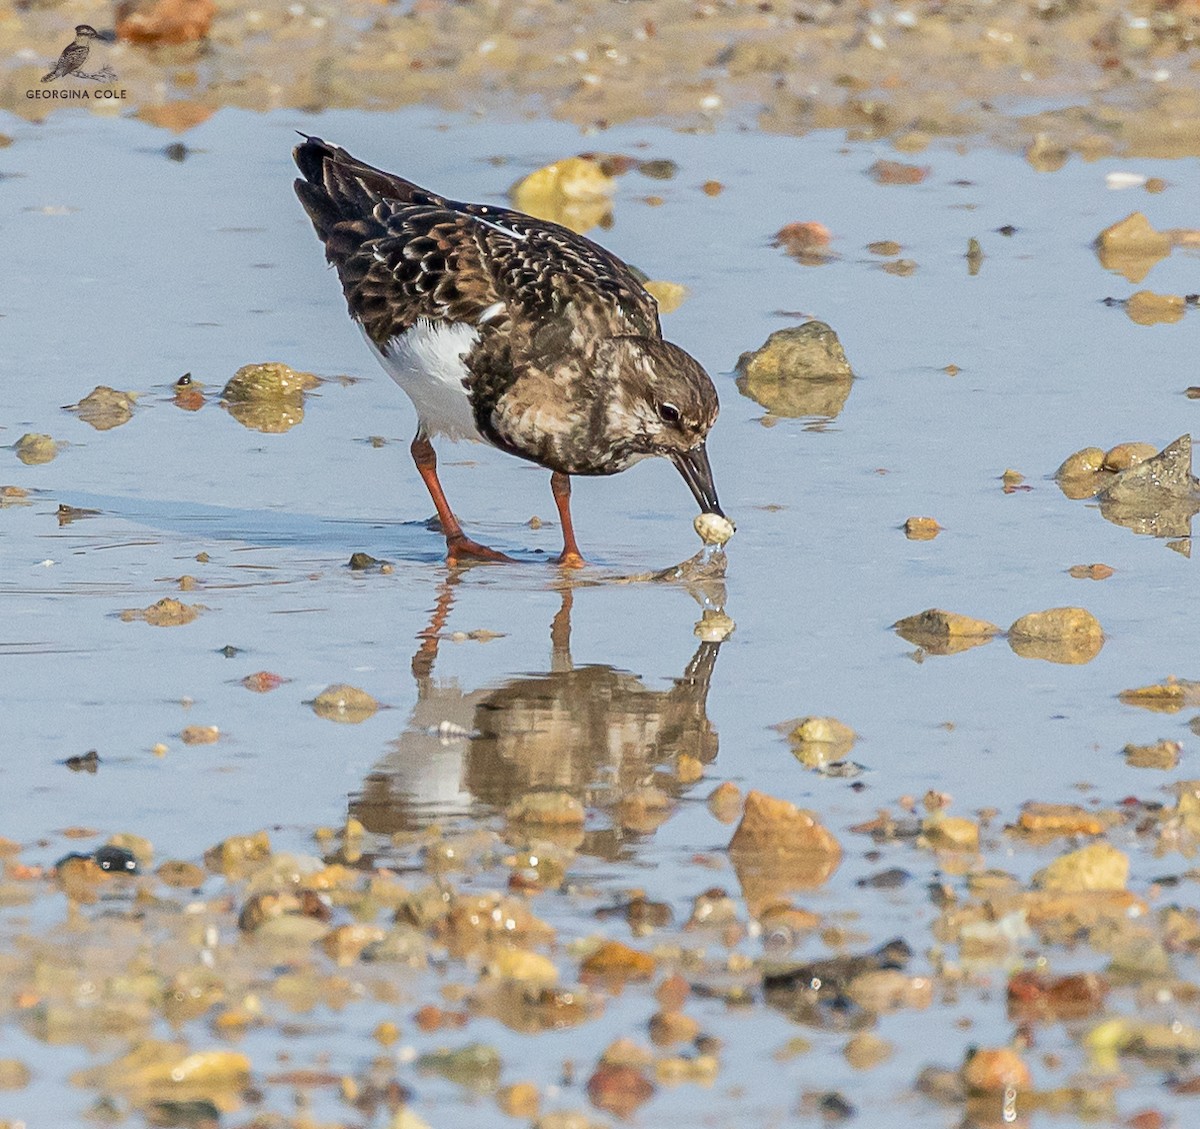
left=597, top=335, right=724, bottom=516
left=75, top=24, right=100, bottom=37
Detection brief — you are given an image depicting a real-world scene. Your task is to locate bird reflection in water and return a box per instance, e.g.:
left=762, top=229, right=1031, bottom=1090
left=350, top=577, right=730, bottom=856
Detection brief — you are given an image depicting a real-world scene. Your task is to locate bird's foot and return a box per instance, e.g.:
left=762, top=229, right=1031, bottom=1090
left=554, top=550, right=587, bottom=569
left=445, top=535, right=515, bottom=565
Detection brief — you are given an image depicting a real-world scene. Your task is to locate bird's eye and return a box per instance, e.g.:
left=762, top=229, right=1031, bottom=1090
left=658, top=402, right=681, bottom=424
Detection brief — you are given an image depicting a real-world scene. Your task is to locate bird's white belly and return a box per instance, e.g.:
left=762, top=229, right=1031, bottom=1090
left=361, top=320, right=484, bottom=442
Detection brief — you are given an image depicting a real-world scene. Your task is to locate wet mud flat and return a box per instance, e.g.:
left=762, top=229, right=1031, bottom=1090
left=5, top=30, right=1200, bottom=1129
left=10, top=0, right=1200, bottom=159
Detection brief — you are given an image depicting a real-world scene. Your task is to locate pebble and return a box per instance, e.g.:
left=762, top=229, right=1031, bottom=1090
left=14, top=433, right=59, bottom=466
left=1034, top=841, right=1129, bottom=892
left=961, top=1046, right=1031, bottom=1093
left=904, top=516, right=941, bottom=539
left=119, top=597, right=200, bottom=626
left=310, top=683, right=380, bottom=723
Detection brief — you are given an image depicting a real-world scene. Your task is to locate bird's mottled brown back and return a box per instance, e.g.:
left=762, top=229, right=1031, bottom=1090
left=293, top=137, right=661, bottom=358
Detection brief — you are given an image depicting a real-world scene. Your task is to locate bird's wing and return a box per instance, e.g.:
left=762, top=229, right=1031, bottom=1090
left=354, top=203, right=661, bottom=351
left=294, top=137, right=661, bottom=352
left=43, top=42, right=88, bottom=80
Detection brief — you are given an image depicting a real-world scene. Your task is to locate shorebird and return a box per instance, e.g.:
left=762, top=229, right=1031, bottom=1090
left=293, top=136, right=724, bottom=567
left=41, top=25, right=102, bottom=83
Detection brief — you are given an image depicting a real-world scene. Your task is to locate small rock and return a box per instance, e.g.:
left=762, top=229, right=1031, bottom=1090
left=1119, top=676, right=1200, bottom=713
left=920, top=814, right=979, bottom=852
left=14, top=433, right=59, bottom=466
left=1104, top=442, right=1159, bottom=471
left=1126, top=290, right=1186, bottom=325
left=416, top=1043, right=502, bottom=1092
left=961, top=1047, right=1032, bottom=1094
left=180, top=725, right=219, bottom=745
left=1095, top=212, right=1171, bottom=281
left=734, top=322, right=853, bottom=420
left=117, top=0, right=215, bottom=44
left=119, top=597, right=200, bottom=626
left=222, top=361, right=319, bottom=402
left=242, top=671, right=286, bottom=693
left=730, top=791, right=841, bottom=912
left=904, top=516, right=941, bottom=540
left=497, top=1082, right=541, bottom=1118
left=893, top=608, right=1000, bottom=655
left=1007, top=970, right=1108, bottom=1022
left=1008, top=607, right=1103, bottom=665
left=506, top=791, right=585, bottom=826
left=310, top=683, right=379, bottom=724
left=867, top=159, right=928, bottom=185
left=0, top=1059, right=31, bottom=1090
left=1068, top=563, right=1114, bottom=580
left=1034, top=841, right=1129, bottom=892
left=580, top=940, right=656, bottom=980
left=773, top=221, right=833, bottom=264
left=706, top=781, right=743, bottom=823
left=67, top=385, right=138, bottom=431
left=686, top=886, right=738, bottom=929
left=510, top=157, right=615, bottom=234
left=1057, top=445, right=1108, bottom=482
left=486, top=948, right=558, bottom=985
left=649, top=1010, right=699, bottom=1046
left=784, top=716, right=856, bottom=768
left=156, top=860, right=206, bottom=888
left=1123, top=739, right=1181, bottom=770
left=644, top=280, right=688, bottom=313
left=843, top=1032, right=893, bottom=1070
left=586, top=1063, right=654, bottom=1118
left=321, top=923, right=387, bottom=966
left=1012, top=802, right=1105, bottom=838
left=730, top=791, right=841, bottom=860
left=205, top=830, right=271, bottom=876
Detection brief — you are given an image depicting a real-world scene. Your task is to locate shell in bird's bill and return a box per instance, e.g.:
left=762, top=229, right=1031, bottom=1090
left=694, top=511, right=736, bottom=546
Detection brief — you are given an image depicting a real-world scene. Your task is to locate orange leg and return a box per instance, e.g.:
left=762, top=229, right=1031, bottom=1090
left=551, top=471, right=585, bottom=568
left=411, top=434, right=513, bottom=564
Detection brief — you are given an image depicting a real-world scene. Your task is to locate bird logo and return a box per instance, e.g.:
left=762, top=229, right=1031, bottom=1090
left=41, top=24, right=116, bottom=83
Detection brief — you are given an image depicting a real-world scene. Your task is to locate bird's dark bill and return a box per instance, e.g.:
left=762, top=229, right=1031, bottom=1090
left=672, top=443, right=724, bottom=517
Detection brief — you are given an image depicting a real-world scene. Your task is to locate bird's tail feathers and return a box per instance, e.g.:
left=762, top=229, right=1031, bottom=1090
left=293, top=136, right=443, bottom=239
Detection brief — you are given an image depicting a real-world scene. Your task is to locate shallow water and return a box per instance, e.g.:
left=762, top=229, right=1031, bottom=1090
left=4, top=106, right=1200, bottom=1126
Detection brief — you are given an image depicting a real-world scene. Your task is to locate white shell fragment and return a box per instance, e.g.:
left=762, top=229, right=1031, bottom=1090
left=694, top=511, right=736, bottom=546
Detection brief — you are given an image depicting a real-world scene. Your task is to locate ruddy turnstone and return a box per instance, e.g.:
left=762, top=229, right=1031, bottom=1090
left=41, top=25, right=101, bottom=83
left=293, top=136, right=724, bottom=566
